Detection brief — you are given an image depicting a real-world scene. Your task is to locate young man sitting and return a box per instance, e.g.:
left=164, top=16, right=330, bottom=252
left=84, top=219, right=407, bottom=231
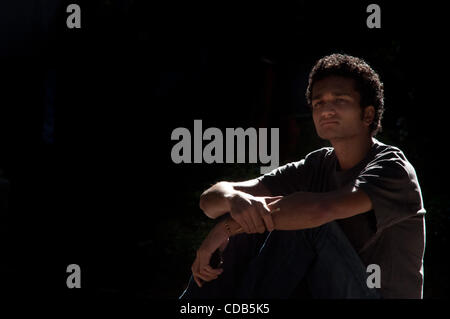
left=180, top=54, right=426, bottom=299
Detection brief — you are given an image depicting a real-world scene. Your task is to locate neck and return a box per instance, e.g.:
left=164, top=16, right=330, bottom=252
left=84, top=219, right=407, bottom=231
left=331, top=134, right=373, bottom=171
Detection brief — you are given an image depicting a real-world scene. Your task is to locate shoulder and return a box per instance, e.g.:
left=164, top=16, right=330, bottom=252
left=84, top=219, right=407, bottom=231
left=372, top=138, right=405, bottom=160
left=304, top=146, right=334, bottom=163
left=364, top=138, right=419, bottom=182
left=259, top=146, right=332, bottom=180
left=273, top=146, right=333, bottom=172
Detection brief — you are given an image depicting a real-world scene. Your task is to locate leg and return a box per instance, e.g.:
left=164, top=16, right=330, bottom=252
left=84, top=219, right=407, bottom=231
left=235, top=222, right=380, bottom=299
left=179, top=231, right=269, bottom=299
left=235, top=229, right=317, bottom=298
left=305, top=221, right=381, bottom=299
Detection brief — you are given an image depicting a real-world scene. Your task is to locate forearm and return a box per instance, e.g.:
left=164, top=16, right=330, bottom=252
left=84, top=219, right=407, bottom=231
left=268, top=185, right=372, bottom=230
left=199, top=216, right=244, bottom=254
left=199, top=182, right=238, bottom=219
left=270, top=192, right=334, bottom=230
left=219, top=215, right=245, bottom=237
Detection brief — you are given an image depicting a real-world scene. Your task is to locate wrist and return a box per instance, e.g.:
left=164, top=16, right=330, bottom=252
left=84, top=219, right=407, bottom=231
left=216, top=220, right=231, bottom=241
left=219, top=217, right=243, bottom=238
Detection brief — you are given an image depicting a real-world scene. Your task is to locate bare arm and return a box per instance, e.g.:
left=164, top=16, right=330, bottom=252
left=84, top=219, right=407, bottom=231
left=191, top=183, right=372, bottom=288
left=199, top=179, right=272, bottom=219
left=191, top=179, right=276, bottom=286
left=211, top=185, right=372, bottom=238
left=267, top=186, right=373, bottom=230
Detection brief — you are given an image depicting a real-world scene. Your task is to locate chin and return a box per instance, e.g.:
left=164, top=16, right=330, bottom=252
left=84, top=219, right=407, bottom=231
left=318, top=132, right=348, bottom=143
left=317, top=130, right=336, bottom=140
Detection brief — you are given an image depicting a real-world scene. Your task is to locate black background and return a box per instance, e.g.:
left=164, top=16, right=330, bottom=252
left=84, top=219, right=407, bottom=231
left=1, top=0, right=449, bottom=307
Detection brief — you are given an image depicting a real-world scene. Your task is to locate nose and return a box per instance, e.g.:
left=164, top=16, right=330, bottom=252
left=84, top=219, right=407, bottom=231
left=319, top=102, right=336, bottom=118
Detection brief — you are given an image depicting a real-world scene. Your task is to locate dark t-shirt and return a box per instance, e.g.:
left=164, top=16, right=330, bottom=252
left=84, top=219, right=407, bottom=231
left=257, top=138, right=426, bottom=298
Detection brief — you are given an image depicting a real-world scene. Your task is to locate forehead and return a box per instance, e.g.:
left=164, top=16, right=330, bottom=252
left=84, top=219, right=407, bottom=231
left=311, top=75, right=358, bottom=99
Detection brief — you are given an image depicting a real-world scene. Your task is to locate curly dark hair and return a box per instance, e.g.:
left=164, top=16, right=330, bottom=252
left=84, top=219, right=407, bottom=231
left=306, top=53, right=384, bottom=136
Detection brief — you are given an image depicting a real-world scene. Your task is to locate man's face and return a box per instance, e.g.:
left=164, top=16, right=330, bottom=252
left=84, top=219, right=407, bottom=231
left=311, top=75, right=373, bottom=141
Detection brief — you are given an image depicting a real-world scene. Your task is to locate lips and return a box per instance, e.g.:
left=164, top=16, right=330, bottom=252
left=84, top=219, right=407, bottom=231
left=320, top=120, right=339, bottom=126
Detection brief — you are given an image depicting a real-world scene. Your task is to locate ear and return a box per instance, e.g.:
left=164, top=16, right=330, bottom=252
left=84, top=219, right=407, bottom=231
left=363, top=105, right=375, bottom=127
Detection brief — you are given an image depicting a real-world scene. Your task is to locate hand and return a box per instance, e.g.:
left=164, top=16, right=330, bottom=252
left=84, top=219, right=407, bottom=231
left=227, top=192, right=282, bottom=234
left=266, top=196, right=284, bottom=213
left=191, top=221, right=229, bottom=287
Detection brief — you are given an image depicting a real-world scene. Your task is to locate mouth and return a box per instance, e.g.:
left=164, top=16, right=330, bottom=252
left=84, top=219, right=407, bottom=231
left=320, top=121, right=339, bottom=126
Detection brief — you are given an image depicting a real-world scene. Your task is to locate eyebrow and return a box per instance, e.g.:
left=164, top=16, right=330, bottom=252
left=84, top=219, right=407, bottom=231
left=311, top=91, right=353, bottom=101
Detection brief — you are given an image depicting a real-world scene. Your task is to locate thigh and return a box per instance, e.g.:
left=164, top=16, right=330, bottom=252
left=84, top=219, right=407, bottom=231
left=236, top=230, right=316, bottom=298
left=306, top=221, right=380, bottom=299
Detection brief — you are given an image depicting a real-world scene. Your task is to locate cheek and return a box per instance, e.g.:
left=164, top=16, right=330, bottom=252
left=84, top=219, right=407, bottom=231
left=312, top=114, right=321, bottom=128
left=312, top=111, right=321, bottom=123
left=344, top=112, right=366, bottom=131
left=341, top=106, right=362, bottom=121
left=313, top=114, right=318, bottom=124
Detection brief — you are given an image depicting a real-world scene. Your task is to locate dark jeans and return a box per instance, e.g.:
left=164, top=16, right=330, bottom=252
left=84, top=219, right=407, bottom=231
left=180, top=221, right=381, bottom=299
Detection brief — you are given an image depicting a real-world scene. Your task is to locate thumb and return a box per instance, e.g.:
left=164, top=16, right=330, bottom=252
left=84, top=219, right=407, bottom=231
left=264, top=196, right=283, bottom=205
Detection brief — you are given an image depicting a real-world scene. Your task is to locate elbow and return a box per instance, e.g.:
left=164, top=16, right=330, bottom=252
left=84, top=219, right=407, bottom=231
left=199, top=193, right=207, bottom=214
left=199, top=192, right=216, bottom=219
left=199, top=181, right=229, bottom=219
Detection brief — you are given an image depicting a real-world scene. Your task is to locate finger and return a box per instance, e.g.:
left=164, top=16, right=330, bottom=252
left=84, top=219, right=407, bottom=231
left=246, top=207, right=261, bottom=233
left=192, top=267, right=205, bottom=287
left=270, top=207, right=281, bottom=214
left=195, top=250, right=210, bottom=276
left=236, top=214, right=251, bottom=233
left=231, top=211, right=250, bottom=233
left=194, top=257, right=212, bottom=279
left=200, top=270, right=219, bottom=281
left=200, top=269, right=218, bottom=281
left=191, top=256, right=200, bottom=275
left=196, top=271, right=216, bottom=282
left=249, top=203, right=265, bottom=233
left=193, top=275, right=203, bottom=287
left=204, top=265, right=223, bottom=276
left=262, top=212, right=274, bottom=232
left=267, top=199, right=280, bottom=211
left=264, top=196, right=283, bottom=204
left=260, top=201, right=276, bottom=231
left=198, top=254, right=217, bottom=280
left=192, top=255, right=202, bottom=287
left=251, top=207, right=266, bottom=233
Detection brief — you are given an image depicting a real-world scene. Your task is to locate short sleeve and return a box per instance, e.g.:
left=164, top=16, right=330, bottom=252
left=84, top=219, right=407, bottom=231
left=354, top=150, right=425, bottom=233
left=257, top=159, right=307, bottom=196
left=256, top=148, right=330, bottom=196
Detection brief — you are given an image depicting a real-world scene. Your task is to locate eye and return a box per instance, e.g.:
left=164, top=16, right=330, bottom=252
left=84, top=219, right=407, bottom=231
left=313, top=101, right=323, bottom=109
left=335, top=98, right=348, bottom=104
